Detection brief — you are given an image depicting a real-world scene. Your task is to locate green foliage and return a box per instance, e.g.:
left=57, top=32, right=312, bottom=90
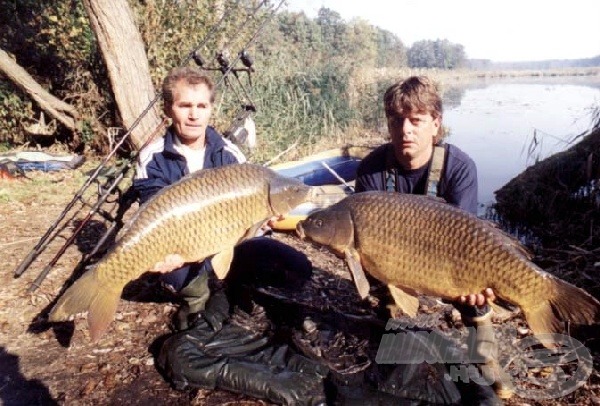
left=0, top=81, right=33, bottom=144
left=80, top=120, right=94, bottom=146
left=0, top=0, right=103, bottom=146
left=249, top=63, right=357, bottom=161
left=0, top=142, right=11, bottom=152
left=1, top=0, right=95, bottom=79
left=377, top=29, right=407, bottom=68
left=0, top=0, right=469, bottom=157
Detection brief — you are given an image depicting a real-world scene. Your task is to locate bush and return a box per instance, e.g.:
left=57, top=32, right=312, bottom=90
left=0, top=81, right=34, bottom=144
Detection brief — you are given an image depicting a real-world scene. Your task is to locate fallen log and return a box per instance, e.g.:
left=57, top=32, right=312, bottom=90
left=0, top=47, right=78, bottom=133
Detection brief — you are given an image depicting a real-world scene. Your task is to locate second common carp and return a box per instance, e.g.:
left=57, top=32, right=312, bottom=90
left=49, top=163, right=313, bottom=341
left=297, top=191, right=600, bottom=336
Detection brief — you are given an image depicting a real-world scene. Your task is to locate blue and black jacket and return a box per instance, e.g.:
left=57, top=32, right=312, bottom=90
left=134, top=126, right=245, bottom=204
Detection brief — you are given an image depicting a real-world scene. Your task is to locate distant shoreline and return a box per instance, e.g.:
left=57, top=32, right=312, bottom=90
left=429, top=66, right=600, bottom=83
left=364, top=66, right=600, bottom=87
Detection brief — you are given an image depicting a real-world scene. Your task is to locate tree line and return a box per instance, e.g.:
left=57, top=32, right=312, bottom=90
left=264, top=7, right=466, bottom=72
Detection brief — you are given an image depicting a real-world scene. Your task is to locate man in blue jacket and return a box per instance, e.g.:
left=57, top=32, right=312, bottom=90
left=134, top=67, right=245, bottom=204
left=134, top=66, right=247, bottom=329
left=136, top=67, right=325, bottom=403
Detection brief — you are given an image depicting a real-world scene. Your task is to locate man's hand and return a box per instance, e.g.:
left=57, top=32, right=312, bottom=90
left=255, top=215, right=284, bottom=237
left=457, top=288, right=496, bottom=307
left=266, top=215, right=284, bottom=228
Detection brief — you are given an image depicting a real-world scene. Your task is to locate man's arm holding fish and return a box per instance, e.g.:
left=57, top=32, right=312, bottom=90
left=459, top=287, right=496, bottom=307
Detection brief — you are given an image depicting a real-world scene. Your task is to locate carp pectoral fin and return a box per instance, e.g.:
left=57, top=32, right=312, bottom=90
left=387, top=285, right=419, bottom=318
left=344, top=247, right=370, bottom=299
left=488, top=300, right=514, bottom=321
left=240, top=220, right=268, bottom=242
left=211, top=248, right=235, bottom=279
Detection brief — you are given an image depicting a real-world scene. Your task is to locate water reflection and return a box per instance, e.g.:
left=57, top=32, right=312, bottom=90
left=441, top=77, right=600, bottom=214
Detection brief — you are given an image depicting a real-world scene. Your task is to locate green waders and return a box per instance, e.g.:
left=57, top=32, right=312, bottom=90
left=174, top=270, right=211, bottom=331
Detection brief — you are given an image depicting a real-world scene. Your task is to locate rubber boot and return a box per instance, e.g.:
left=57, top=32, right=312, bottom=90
left=463, top=310, right=514, bottom=400
left=175, top=271, right=211, bottom=331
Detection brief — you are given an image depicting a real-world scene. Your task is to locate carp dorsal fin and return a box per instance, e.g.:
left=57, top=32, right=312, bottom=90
left=387, top=284, right=420, bottom=318
left=344, top=247, right=370, bottom=299
left=211, top=248, right=235, bottom=279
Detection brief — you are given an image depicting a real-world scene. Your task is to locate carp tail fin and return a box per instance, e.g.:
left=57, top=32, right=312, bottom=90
left=523, top=277, right=600, bottom=338
left=49, top=270, right=121, bottom=341
left=548, top=277, right=600, bottom=325
left=87, top=287, right=121, bottom=342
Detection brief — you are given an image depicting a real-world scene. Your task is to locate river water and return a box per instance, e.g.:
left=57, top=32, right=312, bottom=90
left=441, top=76, right=600, bottom=215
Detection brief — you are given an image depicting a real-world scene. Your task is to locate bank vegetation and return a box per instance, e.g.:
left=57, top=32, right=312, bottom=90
left=0, top=0, right=598, bottom=163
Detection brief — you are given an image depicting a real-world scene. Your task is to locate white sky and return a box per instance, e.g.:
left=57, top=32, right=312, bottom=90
left=283, top=0, right=600, bottom=62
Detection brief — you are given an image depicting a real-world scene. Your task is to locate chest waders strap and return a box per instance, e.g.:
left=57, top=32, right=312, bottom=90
left=385, top=168, right=397, bottom=192
left=425, top=144, right=447, bottom=197
left=384, top=145, right=446, bottom=195
left=384, top=146, right=398, bottom=192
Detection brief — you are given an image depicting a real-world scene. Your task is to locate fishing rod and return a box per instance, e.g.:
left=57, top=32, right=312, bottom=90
left=193, top=0, right=287, bottom=145
left=214, top=0, right=287, bottom=146
left=14, top=0, right=281, bottom=290
left=24, top=119, right=168, bottom=292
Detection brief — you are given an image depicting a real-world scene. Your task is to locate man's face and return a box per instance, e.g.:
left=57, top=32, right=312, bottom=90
left=165, top=81, right=213, bottom=148
left=388, top=110, right=440, bottom=166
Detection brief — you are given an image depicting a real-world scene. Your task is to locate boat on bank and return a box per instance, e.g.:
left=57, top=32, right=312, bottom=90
left=270, top=145, right=374, bottom=231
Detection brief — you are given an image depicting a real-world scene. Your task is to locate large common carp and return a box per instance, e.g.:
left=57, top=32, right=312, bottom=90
left=49, top=163, right=313, bottom=341
left=296, top=191, right=600, bottom=336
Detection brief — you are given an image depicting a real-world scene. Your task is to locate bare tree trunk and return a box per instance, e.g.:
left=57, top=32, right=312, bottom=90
left=83, top=0, right=162, bottom=150
left=0, top=48, right=78, bottom=133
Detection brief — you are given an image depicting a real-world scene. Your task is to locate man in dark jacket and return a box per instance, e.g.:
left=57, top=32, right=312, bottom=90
left=355, top=76, right=477, bottom=213
left=136, top=67, right=326, bottom=403
left=134, top=68, right=245, bottom=205
left=355, top=76, right=511, bottom=399
left=133, top=66, right=248, bottom=327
